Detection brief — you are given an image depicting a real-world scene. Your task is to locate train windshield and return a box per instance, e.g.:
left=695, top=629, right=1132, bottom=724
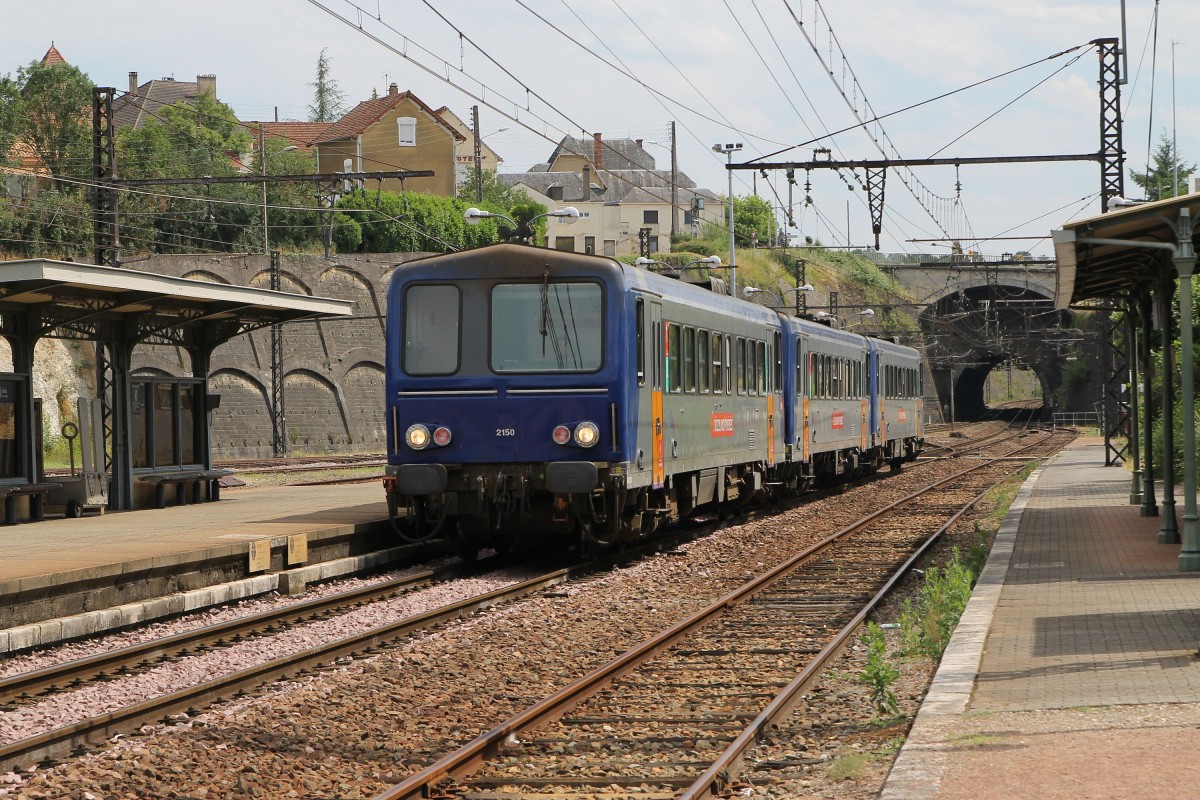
left=491, top=281, right=603, bottom=372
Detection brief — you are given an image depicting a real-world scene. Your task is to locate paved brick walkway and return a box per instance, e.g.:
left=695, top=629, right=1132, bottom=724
left=883, top=437, right=1200, bottom=799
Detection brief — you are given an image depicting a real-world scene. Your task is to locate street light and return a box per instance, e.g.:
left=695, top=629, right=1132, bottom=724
left=742, top=283, right=815, bottom=311
left=712, top=142, right=743, bottom=296
left=465, top=206, right=580, bottom=245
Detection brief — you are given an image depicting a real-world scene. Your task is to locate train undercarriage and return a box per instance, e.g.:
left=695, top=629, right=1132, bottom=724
left=385, top=436, right=922, bottom=560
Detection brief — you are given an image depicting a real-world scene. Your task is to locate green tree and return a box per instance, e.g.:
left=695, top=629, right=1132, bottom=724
left=333, top=189, right=502, bottom=253
left=115, top=92, right=256, bottom=254
left=0, top=74, right=21, bottom=166
left=1129, top=133, right=1195, bottom=200
left=733, top=194, right=774, bottom=247
left=308, top=48, right=347, bottom=123
left=456, top=169, right=530, bottom=210
left=8, top=59, right=94, bottom=189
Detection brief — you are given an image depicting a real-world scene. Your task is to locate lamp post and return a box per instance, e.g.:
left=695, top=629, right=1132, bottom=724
left=712, top=143, right=742, bottom=296
left=465, top=206, right=580, bottom=246
left=257, top=132, right=297, bottom=460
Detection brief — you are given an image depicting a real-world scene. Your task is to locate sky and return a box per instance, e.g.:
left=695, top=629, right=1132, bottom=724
left=3, top=0, right=1197, bottom=259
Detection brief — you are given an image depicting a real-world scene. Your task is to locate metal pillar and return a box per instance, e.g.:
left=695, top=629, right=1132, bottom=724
left=1096, top=38, right=1125, bottom=211
left=91, top=87, right=120, bottom=267
left=1174, top=210, right=1199, bottom=569
left=1126, top=305, right=1141, bottom=503
left=1102, top=310, right=1129, bottom=465
left=1140, top=291, right=1158, bottom=516
left=1158, top=283, right=1179, bottom=543
left=270, top=250, right=286, bottom=458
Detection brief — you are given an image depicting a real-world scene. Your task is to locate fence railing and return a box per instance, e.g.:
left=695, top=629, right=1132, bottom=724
left=1052, top=411, right=1100, bottom=427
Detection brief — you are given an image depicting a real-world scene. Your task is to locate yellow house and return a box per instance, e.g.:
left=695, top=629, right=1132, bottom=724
left=313, top=84, right=464, bottom=197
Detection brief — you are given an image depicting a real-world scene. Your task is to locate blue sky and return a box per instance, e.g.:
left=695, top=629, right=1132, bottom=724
left=4, top=0, right=1196, bottom=258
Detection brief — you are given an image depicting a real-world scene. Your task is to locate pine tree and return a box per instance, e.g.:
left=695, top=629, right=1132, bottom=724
left=1129, top=134, right=1196, bottom=200
left=308, top=48, right=347, bottom=123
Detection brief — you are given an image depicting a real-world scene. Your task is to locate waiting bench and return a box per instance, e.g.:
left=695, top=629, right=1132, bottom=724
left=137, top=470, right=232, bottom=509
left=0, top=482, right=62, bottom=523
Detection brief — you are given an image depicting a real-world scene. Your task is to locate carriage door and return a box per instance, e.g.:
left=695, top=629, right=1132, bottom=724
left=651, top=302, right=665, bottom=487
left=798, top=335, right=810, bottom=463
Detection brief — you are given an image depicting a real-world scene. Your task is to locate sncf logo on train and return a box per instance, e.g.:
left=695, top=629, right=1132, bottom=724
left=710, top=413, right=735, bottom=437
left=897, top=408, right=908, bottom=423
left=831, top=411, right=845, bottom=430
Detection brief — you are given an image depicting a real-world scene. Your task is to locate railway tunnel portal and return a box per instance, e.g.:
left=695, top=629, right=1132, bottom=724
left=880, top=257, right=1073, bottom=421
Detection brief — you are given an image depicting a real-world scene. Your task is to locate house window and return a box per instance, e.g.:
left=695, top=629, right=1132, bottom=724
left=649, top=236, right=660, bottom=253
left=643, top=209, right=659, bottom=224
left=555, top=237, right=575, bottom=251
left=397, top=116, right=416, bottom=147
left=584, top=236, right=595, bottom=255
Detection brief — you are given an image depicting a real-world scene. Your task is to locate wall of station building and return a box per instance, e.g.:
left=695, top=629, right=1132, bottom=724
left=129, top=252, right=422, bottom=459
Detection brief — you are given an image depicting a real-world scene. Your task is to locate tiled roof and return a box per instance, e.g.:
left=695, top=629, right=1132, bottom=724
left=549, top=136, right=657, bottom=171
left=114, top=79, right=203, bottom=129
left=314, top=89, right=465, bottom=144
left=244, top=121, right=334, bottom=151
left=40, top=43, right=66, bottom=66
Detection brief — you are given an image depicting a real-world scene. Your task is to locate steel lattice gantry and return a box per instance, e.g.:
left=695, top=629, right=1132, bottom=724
left=0, top=260, right=353, bottom=513
left=1052, top=193, right=1200, bottom=570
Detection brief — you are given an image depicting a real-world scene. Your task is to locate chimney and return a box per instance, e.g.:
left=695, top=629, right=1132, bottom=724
left=581, top=164, right=591, bottom=201
left=593, top=132, right=603, bottom=169
left=128, top=71, right=138, bottom=94
left=388, top=83, right=399, bottom=96
left=196, top=74, right=217, bottom=98
left=636, top=138, right=643, bottom=149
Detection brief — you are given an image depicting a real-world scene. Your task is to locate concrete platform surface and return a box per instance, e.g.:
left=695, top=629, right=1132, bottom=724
left=0, top=481, right=395, bottom=652
left=883, top=437, right=1200, bottom=798
left=0, top=481, right=386, bottom=585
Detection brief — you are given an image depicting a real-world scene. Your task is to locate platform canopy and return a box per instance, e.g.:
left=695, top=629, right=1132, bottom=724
left=0, top=259, right=353, bottom=344
left=1052, top=192, right=1200, bottom=309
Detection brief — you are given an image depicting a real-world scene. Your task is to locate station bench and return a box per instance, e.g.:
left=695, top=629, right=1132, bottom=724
left=0, top=482, right=62, bottom=523
left=138, top=470, right=232, bottom=509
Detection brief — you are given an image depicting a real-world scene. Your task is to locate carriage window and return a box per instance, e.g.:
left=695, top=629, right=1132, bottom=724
left=711, top=332, right=723, bottom=393
left=636, top=299, right=645, bottom=386
left=736, top=338, right=746, bottom=394
left=725, top=335, right=733, bottom=395
left=757, top=341, right=767, bottom=395
left=773, top=332, right=782, bottom=394
left=698, top=330, right=710, bottom=393
left=831, top=357, right=840, bottom=399
left=491, top=282, right=603, bottom=372
left=404, top=284, right=460, bottom=376
left=806, top=350, right=813, bottom=398
left=815, top=355, right=824, bottom=399
left=683, top=327, right=696, bottom=392
left=666, top=323, right=681, bottom=393
left=747, top=341, right=757, bottom=396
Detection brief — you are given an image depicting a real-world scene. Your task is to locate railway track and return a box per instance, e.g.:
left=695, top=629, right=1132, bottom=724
left=0, top=424, right=1067, bottom=791
left=374, top=428, right=1070, bottom=800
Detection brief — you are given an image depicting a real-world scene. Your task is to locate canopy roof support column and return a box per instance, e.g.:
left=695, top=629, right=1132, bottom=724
left=1126, top=304, right=1141, bottom=505
left=1139, top=291, right=1158, bottom=517
left=1158, top=282, right=1179, bottom=544
left=1175, top=210, right=1199, bottom=569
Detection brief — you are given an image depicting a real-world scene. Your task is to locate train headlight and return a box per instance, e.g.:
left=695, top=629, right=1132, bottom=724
left=432, top=426, right=453, bottom=447
left=573, top=421, right=600, bottom=448
left=552, top=425, right=572, bottom=445
left=406, top=424, right=431, bottom=450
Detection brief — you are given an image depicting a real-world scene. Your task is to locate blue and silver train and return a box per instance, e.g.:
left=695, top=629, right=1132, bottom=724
left=383, top=243, right=923, bottom=555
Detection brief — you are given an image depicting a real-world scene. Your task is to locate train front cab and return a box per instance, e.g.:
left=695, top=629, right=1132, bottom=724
left=384, top=245, right=630, bottom=554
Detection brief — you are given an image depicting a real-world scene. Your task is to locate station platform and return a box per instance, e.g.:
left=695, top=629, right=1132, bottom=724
left=0, top=482, right=400, bottom=654
left=883, top=437, right=1200, bottom=798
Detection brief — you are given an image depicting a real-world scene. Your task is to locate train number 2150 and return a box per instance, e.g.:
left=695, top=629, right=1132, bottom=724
left=496, top=428, right=517, bottom=437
